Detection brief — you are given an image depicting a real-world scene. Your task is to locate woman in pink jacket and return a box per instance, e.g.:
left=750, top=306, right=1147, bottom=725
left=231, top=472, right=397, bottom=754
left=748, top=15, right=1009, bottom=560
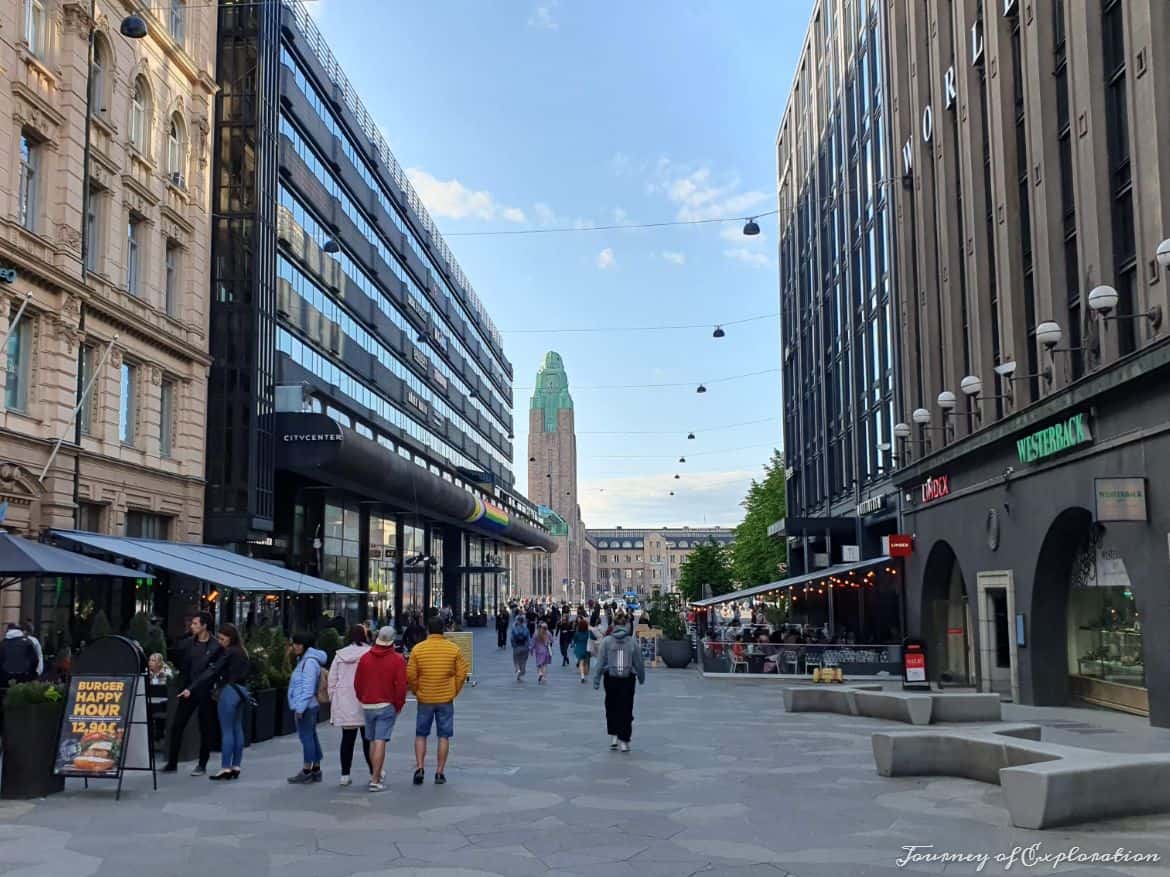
left=328, top=625, right=372, bottom=786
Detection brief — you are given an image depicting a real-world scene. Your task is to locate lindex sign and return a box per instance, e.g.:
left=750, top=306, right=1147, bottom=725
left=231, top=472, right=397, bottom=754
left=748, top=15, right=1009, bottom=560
left=1017, top=413, right=1092, bottom=464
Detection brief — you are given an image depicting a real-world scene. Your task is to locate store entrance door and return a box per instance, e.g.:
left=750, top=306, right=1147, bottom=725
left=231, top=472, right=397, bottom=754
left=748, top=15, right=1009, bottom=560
left=976, top=571, right=1018, bottom=702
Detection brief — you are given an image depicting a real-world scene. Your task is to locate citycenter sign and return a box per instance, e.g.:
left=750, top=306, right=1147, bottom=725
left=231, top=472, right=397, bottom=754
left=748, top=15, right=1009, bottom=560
left=902, top=0, right=1019, bottom=175
left=1017, top=413, right=1092, bottom=464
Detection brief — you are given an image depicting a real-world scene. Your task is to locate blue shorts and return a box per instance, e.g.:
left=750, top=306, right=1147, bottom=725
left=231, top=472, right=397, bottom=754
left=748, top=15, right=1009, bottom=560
left=362, top=704, right=397, bottom=741
left=415, top=702, right=454, bottom=739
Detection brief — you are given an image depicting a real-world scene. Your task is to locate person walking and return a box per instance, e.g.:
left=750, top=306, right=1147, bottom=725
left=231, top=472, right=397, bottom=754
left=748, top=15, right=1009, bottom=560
left=163, top=612, right=223, bottom=776
left=592, top=611, right=645, bottom=753
left=20, top=622, right=43, bottom=677
left=186, top=622, right=250, bottom=781
left=572, top=617, right=597, bottom=683
left=495, top=607, right=510, bottom=649
left=353, top=626, right=407, bottom=792
left=557, top=614, right=575, bottom=667
left=406, top=616, right=469, bottom=786
left=0, top=624, right=38, bottom=687
left=286, top=633, right=328, bottom=784
left=329, top=625, right=373, bottom=787
left=531, top=622, right=553, bottom=684
left=510, top=613, right=531, bottom=682
left=402, top=613, right=426, bottom=655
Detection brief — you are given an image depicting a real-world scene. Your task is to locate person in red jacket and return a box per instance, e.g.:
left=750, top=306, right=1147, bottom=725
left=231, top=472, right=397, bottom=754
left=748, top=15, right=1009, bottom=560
left=353, top=626, right=407, bottom=792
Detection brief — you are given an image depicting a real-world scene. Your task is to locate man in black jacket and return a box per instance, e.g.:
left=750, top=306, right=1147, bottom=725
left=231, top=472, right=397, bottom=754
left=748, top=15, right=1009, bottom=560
left=162, top=612, right=222, bottom=776
left=495, top=608, right=510, bottom=649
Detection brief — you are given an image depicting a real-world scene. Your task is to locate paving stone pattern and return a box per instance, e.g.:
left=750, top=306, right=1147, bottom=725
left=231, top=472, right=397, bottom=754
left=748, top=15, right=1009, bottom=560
left=4, top=629, right=1170, bottom=876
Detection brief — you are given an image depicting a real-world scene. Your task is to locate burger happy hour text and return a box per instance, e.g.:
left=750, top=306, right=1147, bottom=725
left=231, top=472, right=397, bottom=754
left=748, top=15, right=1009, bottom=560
left=69, top=679, right=126, bottom=733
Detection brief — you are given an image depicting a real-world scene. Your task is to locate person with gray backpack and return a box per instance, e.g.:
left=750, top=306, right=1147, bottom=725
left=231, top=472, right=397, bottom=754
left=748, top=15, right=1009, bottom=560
left=592, top=611, right=645, bottom=752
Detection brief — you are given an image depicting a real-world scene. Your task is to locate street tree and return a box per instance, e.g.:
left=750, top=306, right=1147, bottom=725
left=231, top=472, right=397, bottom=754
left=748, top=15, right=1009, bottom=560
left=676, top=539, right=733, bottom=603
left=731, top=449, right=788, bottom=587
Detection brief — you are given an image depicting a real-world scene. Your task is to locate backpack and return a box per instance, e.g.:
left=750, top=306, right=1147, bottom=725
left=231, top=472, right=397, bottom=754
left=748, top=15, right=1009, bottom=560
left=511, top=626, right=530, bottom=648
left=607, top=638, right=634, bottom=678
left=315, top=656, right=330, bottom=704
left=2, top=637, right=36, bottom=679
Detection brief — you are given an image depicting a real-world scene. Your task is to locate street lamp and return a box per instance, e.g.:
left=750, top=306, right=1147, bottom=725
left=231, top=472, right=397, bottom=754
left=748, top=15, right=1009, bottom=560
left=712, top=325, right=726, bottom=338
left=1087, top=283, right=1163, bottom=331
left=742, top=218, right=761, bottom=236
left=120, top=13, right=149, bottom=39
left=1157, top=239, right=1170, bottom=271
left=696, top=384, right=707, bottom=394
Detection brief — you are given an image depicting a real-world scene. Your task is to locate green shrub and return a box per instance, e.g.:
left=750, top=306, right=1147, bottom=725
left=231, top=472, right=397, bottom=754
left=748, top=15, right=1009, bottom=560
left=315, top=628, right=341, bottom=667
left=143, top=626, right=167, bottom=662
left=89, top=610, right=111, bottom=641
left=127, top=611, right=151, bottom=645
left=5, top=681, right=65, bottom=708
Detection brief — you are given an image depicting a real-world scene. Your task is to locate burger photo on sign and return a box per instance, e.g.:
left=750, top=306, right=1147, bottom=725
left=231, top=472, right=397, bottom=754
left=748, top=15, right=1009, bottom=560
left=64, top=729, right=122, bottom=773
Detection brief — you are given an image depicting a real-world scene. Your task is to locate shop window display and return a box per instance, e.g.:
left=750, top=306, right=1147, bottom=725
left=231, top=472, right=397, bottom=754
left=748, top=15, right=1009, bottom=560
left=1068, top=584, right=1144, bottom=688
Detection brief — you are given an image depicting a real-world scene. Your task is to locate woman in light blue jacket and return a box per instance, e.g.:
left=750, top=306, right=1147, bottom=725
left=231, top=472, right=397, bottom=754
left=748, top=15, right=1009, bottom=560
left=287, top=633, right=328, bottom=784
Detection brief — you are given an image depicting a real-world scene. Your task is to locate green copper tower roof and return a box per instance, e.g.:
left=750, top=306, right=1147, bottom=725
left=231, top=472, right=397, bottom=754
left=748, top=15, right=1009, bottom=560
left=531, top=351, right=574, bottom=432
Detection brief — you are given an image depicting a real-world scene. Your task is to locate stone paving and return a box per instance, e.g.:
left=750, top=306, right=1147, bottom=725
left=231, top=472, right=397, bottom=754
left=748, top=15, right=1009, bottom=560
left=4, top=629, right=1170, bottom=876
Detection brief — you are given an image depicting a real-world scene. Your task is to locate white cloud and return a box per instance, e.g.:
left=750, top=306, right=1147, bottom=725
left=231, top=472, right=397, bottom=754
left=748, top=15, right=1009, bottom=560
left=596, top=247, right=617, bottom=270
left=405, top=168, right=527, bottom=223
left=613, top=207, right=629, bottom=224
left=579, top=469, right=751, bottom=530
left=661, top=250, right=686, bottom=265
left=528, top=2, right=558, bottom=30
left=533, top=202, right=558, bottom=225
left=723, top=247, right=771, bottom=268
left=650, top=158, right=771, bottom=222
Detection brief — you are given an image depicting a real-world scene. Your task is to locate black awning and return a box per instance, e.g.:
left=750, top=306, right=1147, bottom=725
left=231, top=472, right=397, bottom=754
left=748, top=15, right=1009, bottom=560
left=275, top=413, right=557, bottom=552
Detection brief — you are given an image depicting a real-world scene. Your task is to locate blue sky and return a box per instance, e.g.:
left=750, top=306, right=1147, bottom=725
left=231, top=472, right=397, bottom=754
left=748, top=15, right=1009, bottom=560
left=307, top=0, right=812, bottom=528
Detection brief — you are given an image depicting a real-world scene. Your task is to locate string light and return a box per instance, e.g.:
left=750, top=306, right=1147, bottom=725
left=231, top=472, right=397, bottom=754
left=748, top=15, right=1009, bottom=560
left=445, top=209, right=780, bottom=237
left=512, top=368, right=778, bottom=391
left=503, top=312, right=778, bottom=335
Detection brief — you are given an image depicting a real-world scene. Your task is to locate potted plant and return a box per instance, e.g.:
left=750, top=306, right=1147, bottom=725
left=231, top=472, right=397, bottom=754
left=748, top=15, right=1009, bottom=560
left=247, top=646, right=276, bottom=744
left=2, top=682, right=66, bottom=799
left=652, top=594, right=692, bottom=669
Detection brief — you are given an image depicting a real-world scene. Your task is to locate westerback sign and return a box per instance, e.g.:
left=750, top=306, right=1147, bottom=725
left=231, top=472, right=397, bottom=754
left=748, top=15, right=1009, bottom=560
left=1016, top=413, right=1092, bottom=464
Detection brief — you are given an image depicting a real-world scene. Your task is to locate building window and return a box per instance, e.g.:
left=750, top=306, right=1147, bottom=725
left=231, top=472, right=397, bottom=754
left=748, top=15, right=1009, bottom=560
left=126, top=215, right=143, bottom=295
left=84, top=186, right=101, bottom=273
left=78, top=344, right=97, bottom=435
left=24, top=0, right=45, bottom=56
left=5, top=310, right=32, bottom=412
left=119, top=362, right=137, bottom=445
left=125, top=510, right=168, bottom=539
left=167, top=114, right=186, bottom=184
left=169, top=0, right=186, bottom=46
left=78, top=502, right=104, bottom=534
left=164, top=240, right=180, bottom=316
left=19, top=133, right=38, bottom=231
left=159, top=379, right=175, bottom=457
left=129, top=77, right=150, bottom=151
left=90, top=35, right=109, bottom=115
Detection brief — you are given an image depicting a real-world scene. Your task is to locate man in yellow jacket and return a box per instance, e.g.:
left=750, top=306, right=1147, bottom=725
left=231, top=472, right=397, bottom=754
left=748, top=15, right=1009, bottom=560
left=406, top=615, right=469, bottom=785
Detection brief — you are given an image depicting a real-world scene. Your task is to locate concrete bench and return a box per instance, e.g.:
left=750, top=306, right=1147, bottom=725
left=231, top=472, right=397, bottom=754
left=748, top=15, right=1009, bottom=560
left=782, top=684, right=881, bottom=716
left=871, top=724, right=1170, bottom=828
left=928, top=692, right=1002, bottom=723
left=854, top=690, right=933, bottom=725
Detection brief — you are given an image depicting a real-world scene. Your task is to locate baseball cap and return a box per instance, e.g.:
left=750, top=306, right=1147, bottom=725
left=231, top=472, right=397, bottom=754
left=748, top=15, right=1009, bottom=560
left=376, top=626, right=395, bottom=646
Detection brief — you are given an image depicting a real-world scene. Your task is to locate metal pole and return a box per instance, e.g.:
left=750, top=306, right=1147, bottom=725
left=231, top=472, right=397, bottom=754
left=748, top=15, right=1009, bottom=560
left=39, top=334, right=117, bottom=484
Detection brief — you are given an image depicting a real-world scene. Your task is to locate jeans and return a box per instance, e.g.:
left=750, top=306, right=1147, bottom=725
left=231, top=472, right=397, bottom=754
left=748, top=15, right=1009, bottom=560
left=167, top=692, right=216, bottom=769
left=415, top=702, right=454, bottom=739
left=295, top=707, right=322, bottom=765
left=339, top=727, right=371, bottom=776
left=217, top=685, right=246, bottom=770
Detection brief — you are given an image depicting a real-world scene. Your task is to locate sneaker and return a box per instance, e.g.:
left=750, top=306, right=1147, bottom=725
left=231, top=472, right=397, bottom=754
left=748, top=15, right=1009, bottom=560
left=516, top=670, right=521, bottom=681
left=619, top=741, right=630, bottom=753
left=368, top=781, right=384, bottom=793
left=412, top=768, right=425, bottom=786
left=609, top=736, right=619, bottom=751
left=287, top=770, right=314, bottom=784
left=434, top=772, right=446, bottom=785
left=339, top=775, right=352, bottom=787
left=579, top=677, right=586, bottom=684
left=310, top=769, right=322, bottom=783
left=190, top=765, right=206, bottom=777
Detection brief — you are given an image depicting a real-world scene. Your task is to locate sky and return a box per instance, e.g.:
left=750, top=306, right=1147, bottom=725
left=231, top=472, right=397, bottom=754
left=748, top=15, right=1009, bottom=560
left=306, top=0, right=813, bottom=528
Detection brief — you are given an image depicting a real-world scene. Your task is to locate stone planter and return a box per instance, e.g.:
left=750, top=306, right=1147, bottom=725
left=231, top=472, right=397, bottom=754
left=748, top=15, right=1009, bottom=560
left=658, top=639, right=693, bottom=669
left=274, top=687, right=295, bottom=736
left=250, top=689, right=276, bottom=743
left=3, top=701, right=66, bottom=799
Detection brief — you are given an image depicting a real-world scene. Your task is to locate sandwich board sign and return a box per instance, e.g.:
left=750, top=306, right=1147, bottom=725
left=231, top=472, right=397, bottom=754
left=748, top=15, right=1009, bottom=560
left=54, top=675, right=136, bottom=781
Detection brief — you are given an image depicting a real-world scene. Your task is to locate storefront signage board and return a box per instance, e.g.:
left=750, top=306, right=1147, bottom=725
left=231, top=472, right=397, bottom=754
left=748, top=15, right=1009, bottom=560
left=54, top=675, right=137, bottom=779
left=842, top=545, right=860, bottom=562
left=921, top=475, right=950, bottom=503
left=1016, top=412, right=1092, bottom=464
left=902, top=639, right=929, bottom=690
left=857, top=495, right=884, bottom=516
left=1095, top=477, right=1147, bottom=522
left=888, top=534, right=914, bottom=557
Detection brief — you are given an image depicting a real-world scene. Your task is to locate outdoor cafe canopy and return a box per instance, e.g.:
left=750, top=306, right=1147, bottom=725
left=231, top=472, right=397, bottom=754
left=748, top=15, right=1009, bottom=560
left=689, top=556, right=893, bottom=608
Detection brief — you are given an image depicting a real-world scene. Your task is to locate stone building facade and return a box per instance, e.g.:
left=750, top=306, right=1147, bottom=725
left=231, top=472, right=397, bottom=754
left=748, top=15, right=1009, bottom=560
left=589, top=526, right=736, bottom=596
left=0, top=0, right=215, bottom=619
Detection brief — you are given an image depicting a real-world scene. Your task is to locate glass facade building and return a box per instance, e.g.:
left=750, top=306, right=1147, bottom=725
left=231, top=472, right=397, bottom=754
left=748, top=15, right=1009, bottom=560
left=777, top=0, right=901, bottom=570
left=207, top=0, right=552, bottom=625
